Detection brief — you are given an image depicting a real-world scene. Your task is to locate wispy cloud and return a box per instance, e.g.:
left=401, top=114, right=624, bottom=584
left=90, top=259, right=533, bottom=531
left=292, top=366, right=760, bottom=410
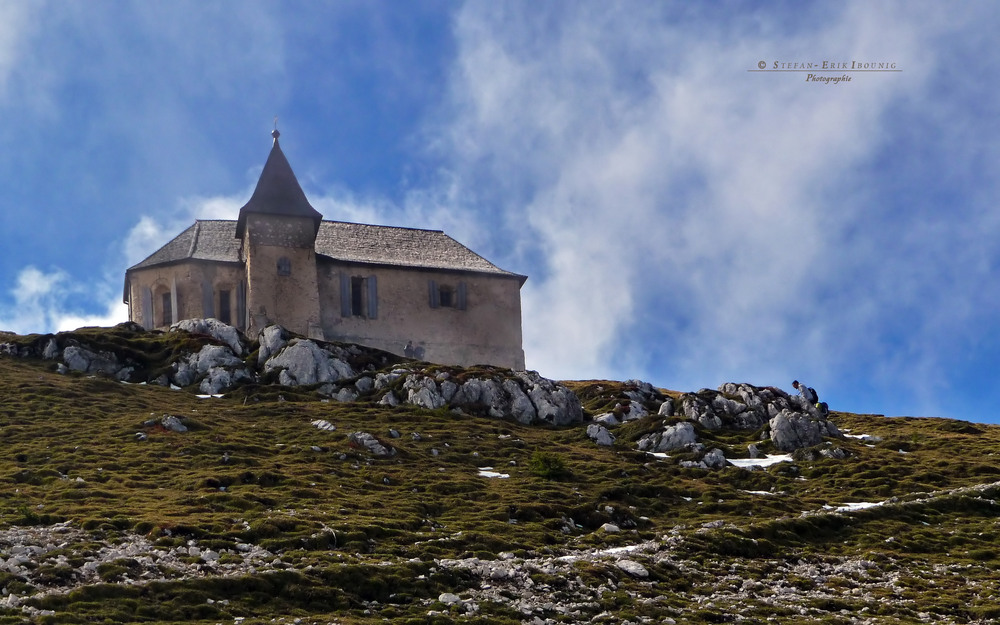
left=0, top=266, right=126, bottom=334
left=430, top=2, right=996, bottom=419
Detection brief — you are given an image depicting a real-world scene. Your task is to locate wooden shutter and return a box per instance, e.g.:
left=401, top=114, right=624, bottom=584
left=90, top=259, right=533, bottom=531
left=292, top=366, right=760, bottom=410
left=340, top=274, right=351, bottom=317
left=428, top=280, right=439, bottom=308
left=457, top=281, right=467, bottom=310
left=141, top=287, right=153, bottom=330
left=367, top=275, right=378, bottom=319
left=201, top=281, right=214, bottom=319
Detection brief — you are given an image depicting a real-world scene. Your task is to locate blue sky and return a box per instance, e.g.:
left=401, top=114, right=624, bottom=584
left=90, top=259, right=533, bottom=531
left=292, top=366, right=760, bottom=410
left=1, top=1, right=999, bottom=423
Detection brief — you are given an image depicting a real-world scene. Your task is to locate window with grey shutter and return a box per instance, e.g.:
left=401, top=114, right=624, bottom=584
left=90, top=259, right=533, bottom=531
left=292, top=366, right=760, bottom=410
left=141, top=287, right=153, bottom=330
left=428, top=280, right=439, bottom=308
left=340, top=274, right=351, bottom=317
left=367, top=275, right=378, bottom=319
left=201, top=281, right=214, bottom=318
left=457, top=281, right=467, bottom=310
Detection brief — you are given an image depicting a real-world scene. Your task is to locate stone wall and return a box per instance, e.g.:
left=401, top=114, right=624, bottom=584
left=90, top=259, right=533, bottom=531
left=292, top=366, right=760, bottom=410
left=318, top=260, right=525, bottom=370
left=243, top=214, right=322, bottom=338
left=126, top=261, right=246, bottom=330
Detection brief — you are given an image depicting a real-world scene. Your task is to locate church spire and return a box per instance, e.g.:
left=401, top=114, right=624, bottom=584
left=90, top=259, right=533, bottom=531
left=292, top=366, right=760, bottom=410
left=235, top=128, right=322, bottom=239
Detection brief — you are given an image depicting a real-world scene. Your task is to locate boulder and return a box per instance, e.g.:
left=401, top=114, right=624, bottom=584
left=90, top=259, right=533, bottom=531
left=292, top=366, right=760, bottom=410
left=172, top=344, right=250, bottom=391
left=63, top=345, right=131, bottom=380
left=658, top=421, right=698, bottom=451
left=161, top=415, right=187, bottom=432
left=615, top=560, right=649, bottom=578
left=769, top=409, right=841, bottom=452
left=594, top=412, right=621, bottom=427
left=171, top=319, right=246, bottom=356
left=264, top=339, right=354, bottom=386
left=586, top=423, right=615, bottom=446
left=404, top=375, right=446, bottom=410
left=347, top=431, right=395, bottom=457
left=702, top=448, right=727, bottom=469
left=257, top=325, right=289, bottom=367
left=503, top=379, right=537, bottom=424
left=657, top=398, right=675, bottom=417
left=515, top=371, right=584, bottom=425
left=42, top=338, right=59, bottom=360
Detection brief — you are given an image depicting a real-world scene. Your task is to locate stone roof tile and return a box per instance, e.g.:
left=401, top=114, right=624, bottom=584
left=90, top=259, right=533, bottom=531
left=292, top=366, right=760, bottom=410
left=126, top=220, right=525, bottom=282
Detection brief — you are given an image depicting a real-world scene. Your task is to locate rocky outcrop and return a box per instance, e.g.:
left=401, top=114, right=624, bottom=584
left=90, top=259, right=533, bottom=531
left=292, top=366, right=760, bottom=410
left=637, top=421, right=698, bottom=453
left=371, top=369, right=584, bottom=426
left=770, top=409, right=842, bottom=452
left=171, top=344, right=252, bottom=393
left=62, top=345, right=131, bottom=380
left=633, top=382, right=842, bottom=462
left=263, top=339, right=354, bottom=386
left=171, top=318, right=246, bottom=356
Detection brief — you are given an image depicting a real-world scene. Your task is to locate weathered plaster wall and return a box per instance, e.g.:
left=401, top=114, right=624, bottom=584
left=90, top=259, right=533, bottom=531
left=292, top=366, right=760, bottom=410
left=126, top=262, right=245, bottom=330
left=243, top=214, right=321, bottom=338
left=318, top=260, right=525, bottom=370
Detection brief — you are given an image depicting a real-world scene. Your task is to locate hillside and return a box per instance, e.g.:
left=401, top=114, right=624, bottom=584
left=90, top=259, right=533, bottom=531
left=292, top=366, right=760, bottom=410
left=2, top=323, right=1000, bottom=624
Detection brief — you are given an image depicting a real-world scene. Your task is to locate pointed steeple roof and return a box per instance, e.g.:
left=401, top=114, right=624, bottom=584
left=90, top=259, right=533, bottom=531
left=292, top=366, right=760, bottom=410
left=235, top=129, right=323, bottom=238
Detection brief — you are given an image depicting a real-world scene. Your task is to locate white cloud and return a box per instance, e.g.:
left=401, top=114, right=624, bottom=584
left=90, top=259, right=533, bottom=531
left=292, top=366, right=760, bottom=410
left=435, top=1, right=993, bottom=418
left=0, top=1, right=35, bottom=98
left=0, top=266, right=127, bottom=334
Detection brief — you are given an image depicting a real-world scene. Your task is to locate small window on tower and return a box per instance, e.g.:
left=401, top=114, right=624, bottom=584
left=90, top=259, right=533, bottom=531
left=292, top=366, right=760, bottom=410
left=277, top=257, right=291, bottom=276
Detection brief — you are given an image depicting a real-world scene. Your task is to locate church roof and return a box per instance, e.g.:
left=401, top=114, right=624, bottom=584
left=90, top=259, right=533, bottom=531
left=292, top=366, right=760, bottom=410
left=126, top=219, right=526, bottom=283
left=127, top=220, right=243, bottom=271
left=314, top=221, right=526, bottom=282
left=235, top=130, right=322, bottom=238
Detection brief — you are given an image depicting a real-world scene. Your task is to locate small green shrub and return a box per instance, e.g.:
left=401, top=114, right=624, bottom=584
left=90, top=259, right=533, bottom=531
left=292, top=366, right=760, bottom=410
left=529, top=452, right=571, bottom=480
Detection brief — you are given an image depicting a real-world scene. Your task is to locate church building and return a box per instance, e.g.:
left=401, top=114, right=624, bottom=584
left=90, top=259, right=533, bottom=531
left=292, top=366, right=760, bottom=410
left=123, top=130, right=527, bottom=370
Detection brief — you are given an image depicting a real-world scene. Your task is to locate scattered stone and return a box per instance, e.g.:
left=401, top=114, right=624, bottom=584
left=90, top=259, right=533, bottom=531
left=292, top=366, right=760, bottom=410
left=347, top=432, right=394, bottom=457
left=161, top=416, right=187, bottom=433
left=594, top=412, right=621, bottom=427
left=438, top=592, right=461, bottom=605
left=586, top=423, right=615, bottom=446
left=615, top=559, right=649, bottom=578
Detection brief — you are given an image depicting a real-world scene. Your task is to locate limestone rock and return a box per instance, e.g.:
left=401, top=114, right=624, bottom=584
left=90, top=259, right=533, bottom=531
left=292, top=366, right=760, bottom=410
left=63, top=345, right=126, bottom=378
left=515, top=371, right=584, bottom=426
left=594, top=412, right=621, bottom=427
left=348, top=431, right=394, bottom=457
left=702, top=448, right=727, bottom=469
left=161, top=415, right=187, bottom=432
left=586, top=423, right=615, bottom=446
left=172, top=344, right=251, bottom=391
left=42, top=338, right=59, bottom=360
left=769, top=409, right=841, bottom=452
left=615, top=559, right=649, bottom=578
left=264, top=339, right=354, bottom=386
left=171, top=318, right=246, bottom=356
left=638, top=421, right=698, bottom=453
left=257, top=325, right=289, bottom=367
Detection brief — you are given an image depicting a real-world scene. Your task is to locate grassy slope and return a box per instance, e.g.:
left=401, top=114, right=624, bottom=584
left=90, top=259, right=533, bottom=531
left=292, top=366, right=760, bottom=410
left=2, top=337, right=1000, bottom=623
